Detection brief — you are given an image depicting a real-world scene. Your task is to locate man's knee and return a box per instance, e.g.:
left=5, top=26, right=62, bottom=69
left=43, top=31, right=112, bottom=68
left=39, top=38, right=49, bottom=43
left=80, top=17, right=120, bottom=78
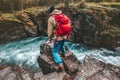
left=52, top=51, right=63, bottom=64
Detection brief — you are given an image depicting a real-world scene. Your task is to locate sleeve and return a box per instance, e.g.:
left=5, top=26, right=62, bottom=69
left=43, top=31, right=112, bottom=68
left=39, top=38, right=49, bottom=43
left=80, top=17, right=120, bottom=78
left=47, top=17, right=54, bottom=41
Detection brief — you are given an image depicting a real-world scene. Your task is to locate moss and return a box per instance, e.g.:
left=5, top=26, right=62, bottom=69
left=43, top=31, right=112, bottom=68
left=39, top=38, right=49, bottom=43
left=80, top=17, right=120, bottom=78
left=99, top=2, right=120, bottom=9
left=100, top=25, right=120, bottom=44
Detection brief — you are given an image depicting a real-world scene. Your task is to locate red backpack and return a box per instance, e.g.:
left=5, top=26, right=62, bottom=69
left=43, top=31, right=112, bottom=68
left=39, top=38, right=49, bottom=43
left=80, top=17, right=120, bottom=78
left=53, top=14, right=72, bottom=37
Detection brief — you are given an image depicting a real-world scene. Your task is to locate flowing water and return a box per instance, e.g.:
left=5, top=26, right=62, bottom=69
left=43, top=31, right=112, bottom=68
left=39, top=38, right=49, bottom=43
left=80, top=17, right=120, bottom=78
left=0, top=37, right=120, bottom=71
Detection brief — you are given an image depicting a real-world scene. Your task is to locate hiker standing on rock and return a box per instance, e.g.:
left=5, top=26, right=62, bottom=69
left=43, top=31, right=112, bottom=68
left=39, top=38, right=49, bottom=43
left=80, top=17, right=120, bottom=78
left=47, top=6, right=72, bottom=73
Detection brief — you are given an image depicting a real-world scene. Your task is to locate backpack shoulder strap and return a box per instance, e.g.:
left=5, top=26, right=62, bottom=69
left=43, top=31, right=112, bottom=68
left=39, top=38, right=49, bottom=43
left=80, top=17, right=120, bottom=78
left=49, top=14, right=61, bottom=23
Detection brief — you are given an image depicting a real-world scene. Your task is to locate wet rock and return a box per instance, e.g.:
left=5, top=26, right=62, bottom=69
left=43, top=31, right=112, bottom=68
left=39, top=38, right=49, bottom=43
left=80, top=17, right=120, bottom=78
left=38, top=43, right=120, bottom=80
left=0, top=67, right=14, bottom=80
left=37, top=54, right=58, bottom=74
left=39, top=72, right=71, bottom=80
left=0, top=53, right=120, bottom=80
left=33, top=70, right=72, bottom=80
left=34, top=72, right=43, bottom=80
left=0, top=65, right=72, bottom=80
left=0, top=66, right=34, bottom=80
left=63, top=51, right=80, bottom=75
left=74, top=56, right=120, bottom=80
left=38, top=43, right=80, bottom=76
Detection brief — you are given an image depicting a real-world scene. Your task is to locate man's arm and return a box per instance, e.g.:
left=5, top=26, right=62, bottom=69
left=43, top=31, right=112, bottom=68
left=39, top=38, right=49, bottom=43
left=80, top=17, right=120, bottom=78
left=47, top=17, right=54, bottom=42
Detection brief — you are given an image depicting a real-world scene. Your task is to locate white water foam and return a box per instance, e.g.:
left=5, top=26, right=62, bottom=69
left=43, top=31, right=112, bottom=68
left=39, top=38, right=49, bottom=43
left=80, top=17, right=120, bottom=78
left=0, top=37, right=47, bottom=71
left=66, top=42, right=120, bottom=67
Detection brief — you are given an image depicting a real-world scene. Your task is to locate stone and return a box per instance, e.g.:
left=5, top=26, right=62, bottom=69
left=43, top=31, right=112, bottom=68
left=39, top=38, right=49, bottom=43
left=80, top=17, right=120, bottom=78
left=34, top=72, right=44, bottom=80
left=39, top=72, right=72, bottom=80
left=38, top=43, right=80, bottom=76
left=74, top=56, right=120, bottom=80
left=38, top=43, right=120, bottom=80
left=16, top=12, right=38, bottom=37
left=62, top=51, right=80, bottom=75
left=0, top=55, right=120, bottom=80
left=37, top=54, right=58, bottom=75
left=0, top=67, right=13, bottom=80
left=4, top=73, right=17, bottom=80
left=0, top=66, right=34, bottom=80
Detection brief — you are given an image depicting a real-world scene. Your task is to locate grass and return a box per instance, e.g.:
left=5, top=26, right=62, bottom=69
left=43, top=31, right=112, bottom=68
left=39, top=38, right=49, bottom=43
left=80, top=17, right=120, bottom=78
left=99, top=2, right=120, bottom=8
left=21, top=3, right=65, bottom=15
left=0, top=13, right=20, bottom=22
left=99, top=2, right=120, bottom=5
left=0, top=2, right=120, bottom=22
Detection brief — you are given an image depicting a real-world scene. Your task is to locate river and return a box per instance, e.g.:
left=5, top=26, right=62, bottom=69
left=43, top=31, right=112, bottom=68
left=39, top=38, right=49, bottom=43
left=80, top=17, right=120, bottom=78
left=0, top=37, right=120, bottom=72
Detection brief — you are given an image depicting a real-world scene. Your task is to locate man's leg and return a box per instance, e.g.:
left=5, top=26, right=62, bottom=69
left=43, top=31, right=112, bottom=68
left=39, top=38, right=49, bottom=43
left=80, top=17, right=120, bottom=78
left=58, top=63, right=65, bottom=72
left=52, top=40, right=65, bottom=72
left=59, top=40, right=66, bottom=57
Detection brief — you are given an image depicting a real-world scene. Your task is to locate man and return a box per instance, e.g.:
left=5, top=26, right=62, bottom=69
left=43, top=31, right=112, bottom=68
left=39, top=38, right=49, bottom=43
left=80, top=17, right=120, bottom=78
left=47, top=6, right=71, bottom=73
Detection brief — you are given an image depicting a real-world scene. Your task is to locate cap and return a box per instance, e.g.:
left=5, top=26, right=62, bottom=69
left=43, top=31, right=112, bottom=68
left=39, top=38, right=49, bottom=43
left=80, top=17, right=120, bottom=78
left=49, top=5, right=55, bottom=13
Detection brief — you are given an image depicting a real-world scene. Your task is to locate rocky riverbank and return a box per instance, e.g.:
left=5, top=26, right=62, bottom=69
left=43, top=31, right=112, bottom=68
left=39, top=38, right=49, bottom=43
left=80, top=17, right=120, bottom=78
left=0, top=43, right=120, bottom=80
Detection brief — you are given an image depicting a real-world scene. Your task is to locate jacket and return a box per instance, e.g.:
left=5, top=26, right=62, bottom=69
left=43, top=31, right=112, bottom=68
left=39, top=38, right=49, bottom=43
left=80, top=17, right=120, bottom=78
left=47, top=9, right=67, bottom=41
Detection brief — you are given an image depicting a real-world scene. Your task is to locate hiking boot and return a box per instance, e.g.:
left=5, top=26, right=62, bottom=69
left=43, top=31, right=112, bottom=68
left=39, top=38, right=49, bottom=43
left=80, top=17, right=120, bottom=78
left=58, top=63, right=65, bottom=72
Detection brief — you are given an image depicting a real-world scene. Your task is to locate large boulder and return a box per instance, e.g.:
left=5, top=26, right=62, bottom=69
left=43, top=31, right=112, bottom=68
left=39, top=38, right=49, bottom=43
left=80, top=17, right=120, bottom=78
left=37, top=54, right=58, bottom=74
left=37, top=43, right=80, bottom=76
left=38, top=43, right=120, bottom=80
left=0, top=65, right=34, bottom=80
left=74, top=56, right=120, bottom=80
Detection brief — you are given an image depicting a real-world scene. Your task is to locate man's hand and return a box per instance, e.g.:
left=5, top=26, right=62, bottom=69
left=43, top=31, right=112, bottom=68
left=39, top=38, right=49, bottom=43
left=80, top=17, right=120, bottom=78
left=46, top=40, right=52, bottom=44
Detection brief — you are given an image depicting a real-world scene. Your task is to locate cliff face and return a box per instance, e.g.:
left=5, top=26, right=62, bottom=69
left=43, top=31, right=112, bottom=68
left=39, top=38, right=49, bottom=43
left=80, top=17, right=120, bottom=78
left=0, top=11, right=48, bottom=43
left=0, top=20, right=27, bottom=43
left=0, top=4, right=120, bottom=49
left=66, top=7, right=120, bottom=49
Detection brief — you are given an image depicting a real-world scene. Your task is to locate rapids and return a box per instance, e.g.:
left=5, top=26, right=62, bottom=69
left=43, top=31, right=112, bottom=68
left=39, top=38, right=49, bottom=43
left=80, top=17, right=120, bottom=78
left=0, top=37, right=120, bottom=71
